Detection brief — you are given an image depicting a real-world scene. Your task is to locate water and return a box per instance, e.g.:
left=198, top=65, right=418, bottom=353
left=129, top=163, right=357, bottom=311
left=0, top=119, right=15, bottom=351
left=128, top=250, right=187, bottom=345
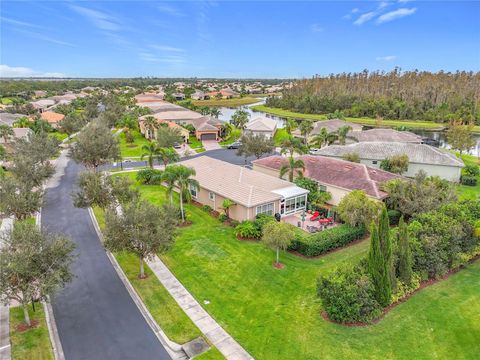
left=217, top=100, right=480, bottom=157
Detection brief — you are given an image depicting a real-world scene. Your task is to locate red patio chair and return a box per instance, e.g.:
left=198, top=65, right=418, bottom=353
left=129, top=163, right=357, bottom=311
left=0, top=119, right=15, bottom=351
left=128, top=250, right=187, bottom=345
left=309, top=211, right=320, bottom=221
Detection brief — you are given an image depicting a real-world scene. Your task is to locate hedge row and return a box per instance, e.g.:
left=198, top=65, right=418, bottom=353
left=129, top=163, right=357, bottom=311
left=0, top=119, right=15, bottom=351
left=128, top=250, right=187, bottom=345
left=290, top=225, right=366, bottom=257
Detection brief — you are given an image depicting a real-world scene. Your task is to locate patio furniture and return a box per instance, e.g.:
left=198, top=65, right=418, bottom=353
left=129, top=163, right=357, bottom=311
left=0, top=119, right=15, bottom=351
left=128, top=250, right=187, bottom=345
left=306, top=225, right=320, bottom=233
left=310, top=211, right=320, bottom=221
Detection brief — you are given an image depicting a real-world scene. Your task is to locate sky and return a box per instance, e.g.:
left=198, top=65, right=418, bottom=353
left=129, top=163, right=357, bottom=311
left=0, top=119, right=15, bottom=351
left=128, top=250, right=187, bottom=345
left=0, top=1, right=479, bottom=78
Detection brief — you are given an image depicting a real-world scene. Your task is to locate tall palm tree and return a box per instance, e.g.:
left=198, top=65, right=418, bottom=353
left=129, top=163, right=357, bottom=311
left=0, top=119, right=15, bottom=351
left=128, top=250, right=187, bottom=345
left=157, top=147, right=180, bottom=167
left=337, top=125, right=352, bottom=145
left=280, top=157, right=305, bottom=182
left=298, top=119, right=314, bottom=145
left=231, top=108, right=250, bottom=139
left=280, top=136, right=306, bottom=157
left=209, top=108, right=222, bottom=118
left=220, top=122, right=233, bottom=139
left=310, top=128, right=338, bottom=148
left=161, top=166, right=178, bottom=204
left=140, top=142, right=161, bottom=168
left=169, top=165, right=199, bottom=222
left=0, top=125, right=14, bottom=144
left=284, top=118, right=297, bottom=135
left=142, top=116, right=158, bottom=140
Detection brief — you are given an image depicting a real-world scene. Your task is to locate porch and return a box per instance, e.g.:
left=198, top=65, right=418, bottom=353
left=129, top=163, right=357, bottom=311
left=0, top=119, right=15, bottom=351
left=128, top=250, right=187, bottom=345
left=282, top=211, right=338, bottom=233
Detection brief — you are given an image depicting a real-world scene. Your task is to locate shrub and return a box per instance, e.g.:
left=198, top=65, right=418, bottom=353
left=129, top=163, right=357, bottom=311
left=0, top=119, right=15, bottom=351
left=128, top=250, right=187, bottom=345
left=218, top=214, right=228, bottom=223
left=254, top=214, right=276, bottom=231
left=291, top=225, right=366, bottom=257
left=201, top=204, right=213, bottom=213
left=136, top=169, right=163, bottom=185
left=163, top=203, right=183, bottom=222
left=387, top=209, right=401, bottom=225
left=317, top=266, right=381, bottom=323
left=463, top=164, right=479, bottom=177
left=235, top=221, right=261, bottom=239
left=460, top=176, right=477, bottom=186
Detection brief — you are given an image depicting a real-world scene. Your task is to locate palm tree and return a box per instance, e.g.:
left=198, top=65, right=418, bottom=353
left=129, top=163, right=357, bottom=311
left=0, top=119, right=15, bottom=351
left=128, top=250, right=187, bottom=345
left=142, top=116, right=158, bottom=140
left=170, top=165, right=199, bottom=223
left=220, top=122, right=233, bottom=139
left=209, top=108, right=222, bottom=118
left=280, top=136, right=306, bottom=157
left=161, top=166, right=178, bottom=205
left=231, top=108, right=250, bottom=139
left=0, top=125, right=14, bottom=144
left=298, top=119, right=314, bottom=145
left=280, top=157, right=305, bottom=182
left=337, top=125, right=352, bottom=145
left=140, top=142, right=161, bottom=168
left=284, top=118, right=297, bottom=135
left=310, top=127, right=338, bottom=148
left=157, top=147, right=180, bottom=167
left=221, top=199, right=236, bottom=218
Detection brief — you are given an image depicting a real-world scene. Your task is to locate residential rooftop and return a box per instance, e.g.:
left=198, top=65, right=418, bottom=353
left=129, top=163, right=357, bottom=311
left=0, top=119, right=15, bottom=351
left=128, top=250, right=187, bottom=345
left=351, top=128, right=423, bottom=143
left=293, top=119, right=362, bottom=137
left=246, top=117, right=277, bottom=132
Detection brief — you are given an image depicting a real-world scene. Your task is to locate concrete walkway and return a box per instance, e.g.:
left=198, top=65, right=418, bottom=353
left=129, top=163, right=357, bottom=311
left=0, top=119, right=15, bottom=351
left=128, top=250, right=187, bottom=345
left=147, top=256, right=253, bottom=360
left=202, top=140, right=222, bottom=151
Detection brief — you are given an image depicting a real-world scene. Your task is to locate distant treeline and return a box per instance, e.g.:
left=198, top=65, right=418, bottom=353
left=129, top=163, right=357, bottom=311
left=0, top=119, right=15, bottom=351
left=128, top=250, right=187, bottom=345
left=266, top=70, right=480, bottom=124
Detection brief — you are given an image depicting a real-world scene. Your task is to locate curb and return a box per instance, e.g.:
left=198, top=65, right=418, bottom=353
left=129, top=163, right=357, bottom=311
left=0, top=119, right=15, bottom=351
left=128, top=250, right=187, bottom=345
left=87, top=208, right=187, bottom=359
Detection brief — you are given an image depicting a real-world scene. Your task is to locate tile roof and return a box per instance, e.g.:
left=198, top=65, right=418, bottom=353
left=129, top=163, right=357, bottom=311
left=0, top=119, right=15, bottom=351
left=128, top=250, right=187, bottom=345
left=246, top=117, right=277, bottom=132
left=30, top=99, right=55, bottom=109
left=40, top=111, right=65, bottom=124
left=180, top=156, right=307, bottom=207
left=0, top=113, right=25, bottom=126
left=293, top=119, right=362, bottom=137
left=351, top=129, right=422, bottom=143
left=316, top=142, right=464, bottom=167
left=253, top=155, right=400, bottom=199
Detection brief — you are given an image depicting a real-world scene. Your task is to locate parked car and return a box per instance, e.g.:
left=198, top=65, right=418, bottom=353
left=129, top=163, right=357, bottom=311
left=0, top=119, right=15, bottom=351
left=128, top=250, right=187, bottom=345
left=173, top=142, right=182, bottom=149
left=227, top=141, right=242, bottom=149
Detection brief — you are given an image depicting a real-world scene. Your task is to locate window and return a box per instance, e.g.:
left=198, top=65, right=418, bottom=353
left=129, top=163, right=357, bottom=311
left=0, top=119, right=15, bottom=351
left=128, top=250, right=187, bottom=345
left=296, top=195, right=306, bottom=209
left=285, top=198, right=296, bottom=214
left=209, top=192, right=215, bottom=200
left=319, top=184, right=327, bottom=192
left=372, top=161, right=378, bottom=165
left=189, top=184, right=198, bottom=198
left=284, top=195, right=307, bottom=215
left=256, top=203, right=274, bottom=216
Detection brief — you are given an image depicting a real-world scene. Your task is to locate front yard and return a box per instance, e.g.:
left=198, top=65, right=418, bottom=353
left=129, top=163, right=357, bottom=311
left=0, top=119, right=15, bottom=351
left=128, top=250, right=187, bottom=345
left=116, top=173, right=480, bottom=359
left=118, top=130, right=151, bottom=158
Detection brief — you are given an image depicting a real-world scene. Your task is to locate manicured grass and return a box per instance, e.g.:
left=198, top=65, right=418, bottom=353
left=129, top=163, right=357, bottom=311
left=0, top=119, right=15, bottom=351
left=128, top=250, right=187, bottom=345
left=195, top=148, right=206, bottom=153
left=9, top=304, right=54, bottom=360
left=192, top=97, right=260, bottom=107
left=1, top=97, right=14, bottom=105
left=121, top=174, right=480, bottom=360
left=273, top=127, right=290, bottom=145
left=119, top=130, right=151, bottom=158
left=49, top=132, right=68, bottom=142
left=251, top=105, right=457, bottom=131
left=219, top=129, right=241, bottom=146
left=455, top=152, right=480, bottom=200
left=188, top=137, right=203, bottom=149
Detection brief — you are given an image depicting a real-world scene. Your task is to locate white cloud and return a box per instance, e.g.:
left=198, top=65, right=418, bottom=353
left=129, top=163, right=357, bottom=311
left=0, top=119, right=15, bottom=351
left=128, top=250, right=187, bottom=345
left=157, top=4, right=185, bottom=17
left=376, top=55, right=397, bottom=61
left=376, top=7, right=417, bottom=24
left=139, top=52, right=185, bottom=64
left=378, top=2, right=390, bottom=10
left=354, top=12, right=377, bottom=25
left=69, top=5, right=120, bottom=31
left=0, top=64, right=66, bottom=78
left=0, top=16, right=43, bottom=29
left=310, top=24, right=324, bottom=33
left=398, top=0, right=412, bottom=3
left=351, top=8, right=360, bottom=14
left=150, top=45, right=185, bottom=52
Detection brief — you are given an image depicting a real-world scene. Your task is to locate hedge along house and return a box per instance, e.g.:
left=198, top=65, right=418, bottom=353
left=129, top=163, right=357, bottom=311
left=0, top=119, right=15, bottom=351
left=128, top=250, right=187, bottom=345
left=180, top=156, right=309, bottom=222
left=252, top=155, right=401, bottom=205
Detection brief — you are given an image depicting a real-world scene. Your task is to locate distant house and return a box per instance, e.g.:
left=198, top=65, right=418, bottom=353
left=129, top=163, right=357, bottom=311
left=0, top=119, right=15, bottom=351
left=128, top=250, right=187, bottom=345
left=40, top=111, right=65, bottom=128
left=316, top=142, right=464, bottom=182
left=34, top=90, right=47, bottom=98
left=252, top=155, right=400, bottom=205
left=0, top=127, right=33, bottom=144
left=135, top=93, right=165, bottom=103
left=191, top=90, right=208, bottom=100
left=207, top=88, right=239, bottom=99
left=244, top=117, right=277, bottom=139
left=138, top=117, right=189, bottom=142
left=351, top=129, right=423, bottom=143
left=180, top=156, right=309, bottom=221
left=0, top=113, right=27, bottom=127
left=292, top=119, right=362, bottom=142
left=172, top=93, right=185, bottom=101
left=30, top=99, right=55, bottom=113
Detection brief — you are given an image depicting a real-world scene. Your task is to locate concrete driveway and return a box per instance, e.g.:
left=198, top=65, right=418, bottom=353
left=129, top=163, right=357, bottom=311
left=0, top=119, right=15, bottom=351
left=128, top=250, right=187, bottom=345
left=41, top=159, right=171, bottom=360
left=202, top=140, right=222, bottom=151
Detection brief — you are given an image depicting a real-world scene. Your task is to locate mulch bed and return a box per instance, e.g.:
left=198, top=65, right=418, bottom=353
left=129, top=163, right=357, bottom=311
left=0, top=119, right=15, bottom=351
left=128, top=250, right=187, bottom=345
left=177, top=221, right=193, bottom=227
left=236, top=235, right=259, bottom=242
left=138, top=274, right=149, bottom=280
left=15, top=319, right=39, bottom=332
left=322, top=255, right=480, bottom=327
left=273, top=262, right=285, bottom=270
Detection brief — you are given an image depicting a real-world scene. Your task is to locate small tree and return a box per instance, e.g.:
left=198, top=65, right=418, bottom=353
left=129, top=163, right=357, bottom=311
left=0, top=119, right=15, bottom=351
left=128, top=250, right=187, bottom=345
left=157, top=147, right=180, bottom=167
left=367, top=222, right=391, bottom=307
left=0, top=177, right=42, bottom=220
left=446, top=121, right=475, bottom=154
left=337, top=125, right=352, bottom=145
left=156, top=126, right=183, bottom=148
left=298, top=119, right=314, bottom=144
left=342, top=152, right=360, bottom=163
left=104, top=201, right=177, bottom=278
left=337, top=190, right=382, bottom=227
left=231, top=108, right=250, bottom=139
left=167, top=164, right=199, bottom=222
left=70, top=120, right=120, bottom=171
left=141, top=142, right=161, bottom=168
left=397, top=216, right=413, bottom=285
left=261, top=222, right=296, bottom=267
left=58, top=113, right=87, bottom=135
left=0, top=222, right=75, bottom=326
left=221, top=199, right=236, bottom=218
left=0, top=124, right=14, bottom=144
left=380, top=154, right=409, bottom=174
left=237, top=133, right=274, bottom=160
left=378, top=206, right=395, bottom=290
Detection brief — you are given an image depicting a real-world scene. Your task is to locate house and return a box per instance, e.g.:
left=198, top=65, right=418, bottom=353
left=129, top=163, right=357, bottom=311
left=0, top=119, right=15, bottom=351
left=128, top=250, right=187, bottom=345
left=207, top=88, right=239, bottom=99
left=172, top=93, right=185, bottom=101
left=244, top=117, right=277, bottom=139
left=191, top=90, right=208, bottom=100
left=252, top=155, right=400, bottom=205
left=138, top=117, right=189, bottom=142
left=30, top=99, right=55, bottom=113
left=292, top=119, right=362, bottom=142
left=40, top=111, right=65, bottom=128
left=351, top=129, right=423, bottom=143
left=180, top=156, right=309, bottom=221
left=34, top=90, right=47, bottom=97
left=135, top=93, right=165, bottom=103
left=316, top=142, right=464, bottom=182
left=0, top=127, right=33, bottom=144
left=0, top=113, right=26, bottom=127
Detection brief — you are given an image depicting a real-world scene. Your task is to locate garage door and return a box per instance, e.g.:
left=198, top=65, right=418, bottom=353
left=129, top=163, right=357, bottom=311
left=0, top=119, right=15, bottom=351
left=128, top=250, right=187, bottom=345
left=201, top=133, right=217, bottom=140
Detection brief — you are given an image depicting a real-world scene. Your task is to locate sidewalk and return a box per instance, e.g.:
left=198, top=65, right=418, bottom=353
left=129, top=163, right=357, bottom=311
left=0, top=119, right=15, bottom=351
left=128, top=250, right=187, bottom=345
left=147, top=256, right=253, bottom=360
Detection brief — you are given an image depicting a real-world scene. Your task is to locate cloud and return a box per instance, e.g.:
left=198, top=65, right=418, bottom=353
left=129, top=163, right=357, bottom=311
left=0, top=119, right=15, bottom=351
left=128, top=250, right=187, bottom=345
left=13, top=28, right=75, bottom=47
left=376, top=7, right=417, bottom=23
left=0, top=64, right=66, bottom=78
left=0, top=16, right=44, bottom=29
left=376, top=55, right=397, bottom=61
left=150, top=45, right=185, bottom=52
left=69, top=5, right=120, bottom=31
left=378, top=2, right=390, bottom=10
left=354, top=12, right=377, bottom=25
left=398, top=0, right=412, bottom=3
left=157, top=4, right=185, bottom=17
left=310, top=24, right=324, bottom=33
left=351, top=8, right=360, bottom=14
left=138, top=52, right=185, bottom=64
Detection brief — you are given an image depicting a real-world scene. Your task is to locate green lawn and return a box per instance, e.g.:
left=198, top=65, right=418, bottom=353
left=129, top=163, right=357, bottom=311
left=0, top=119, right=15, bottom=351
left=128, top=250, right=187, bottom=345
left=273, top=128, right=290, bottom=146
left=49, top=132, right=69, bottom=142
left=456, top=153, right=480, bottom=200
left=192, top=97, right=260, bottom=107
left=119, top=130, right=151, bottom=158
left=188, top=137, right=203, bottom=149
left=251, top=105, right=476, bottom=131
left=9, top=304, right=54, bottom=360
left=219, top=129, right=241, bottom=146
left=119, top=173, right=480, bottom=360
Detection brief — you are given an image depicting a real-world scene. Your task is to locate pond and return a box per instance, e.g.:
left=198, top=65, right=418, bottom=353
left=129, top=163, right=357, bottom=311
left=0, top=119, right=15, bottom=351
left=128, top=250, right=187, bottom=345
left=217, top=100, right=480, bottom=157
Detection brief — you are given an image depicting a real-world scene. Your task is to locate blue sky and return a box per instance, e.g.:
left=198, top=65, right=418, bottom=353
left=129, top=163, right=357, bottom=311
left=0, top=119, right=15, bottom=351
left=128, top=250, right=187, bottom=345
left=1, top=1, right=479, bottom=78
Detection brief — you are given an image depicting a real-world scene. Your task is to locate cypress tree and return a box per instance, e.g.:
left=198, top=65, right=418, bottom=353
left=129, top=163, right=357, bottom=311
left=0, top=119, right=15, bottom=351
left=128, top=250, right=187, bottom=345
left=368, top=222, right=391, bottom=307
left=397, top=216, right=413, bottom=285
left=378, top=206, right=396, bottom=290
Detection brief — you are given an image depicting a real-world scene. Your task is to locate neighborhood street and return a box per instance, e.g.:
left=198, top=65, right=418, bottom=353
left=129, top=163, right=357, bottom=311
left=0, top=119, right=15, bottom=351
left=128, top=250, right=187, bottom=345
left=41, top=158, right=171, bottom=360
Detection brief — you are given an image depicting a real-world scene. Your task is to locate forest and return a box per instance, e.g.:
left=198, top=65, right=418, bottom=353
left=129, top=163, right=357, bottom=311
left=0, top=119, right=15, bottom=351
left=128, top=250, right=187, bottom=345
left=266, top=70, right=480, bottom=124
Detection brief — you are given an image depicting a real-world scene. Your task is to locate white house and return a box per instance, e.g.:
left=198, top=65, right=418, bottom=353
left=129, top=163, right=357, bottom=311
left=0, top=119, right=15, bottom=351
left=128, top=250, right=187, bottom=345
left=244, top=117, right=277, bottom=139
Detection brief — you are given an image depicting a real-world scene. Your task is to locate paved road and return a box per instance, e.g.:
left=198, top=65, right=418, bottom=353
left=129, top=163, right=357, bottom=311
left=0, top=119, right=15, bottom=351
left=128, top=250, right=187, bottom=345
left=41, top=159, right=171, bottom=360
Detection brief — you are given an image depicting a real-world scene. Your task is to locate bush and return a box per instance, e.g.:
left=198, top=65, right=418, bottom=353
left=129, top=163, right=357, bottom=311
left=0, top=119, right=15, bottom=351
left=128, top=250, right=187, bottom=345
left=218, top=214, right=228, bottom=223
left=234, top=221, right=261, bottom=239
left=254, top=214, right=276, bottom=231
left=387, top=209, right=401, bottom=225
left=201, top=205, right=213, bottom=213
left=163, top=203, right=183, bottom=222
left=460, top=176, right=477, bottom=186
left=463, top=164, right=480, bottom=177
left=136, top=169, right=163, bottom=185
left=317, top=266, right=381, bottom=323
left=291, top=225, right=366, bottom=257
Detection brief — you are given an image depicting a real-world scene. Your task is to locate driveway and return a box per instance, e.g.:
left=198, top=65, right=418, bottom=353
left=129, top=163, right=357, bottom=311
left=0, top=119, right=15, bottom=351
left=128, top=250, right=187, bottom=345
left=41, top=159, right=171, bottom=360
left=202, top=140, right=222, bottom=151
